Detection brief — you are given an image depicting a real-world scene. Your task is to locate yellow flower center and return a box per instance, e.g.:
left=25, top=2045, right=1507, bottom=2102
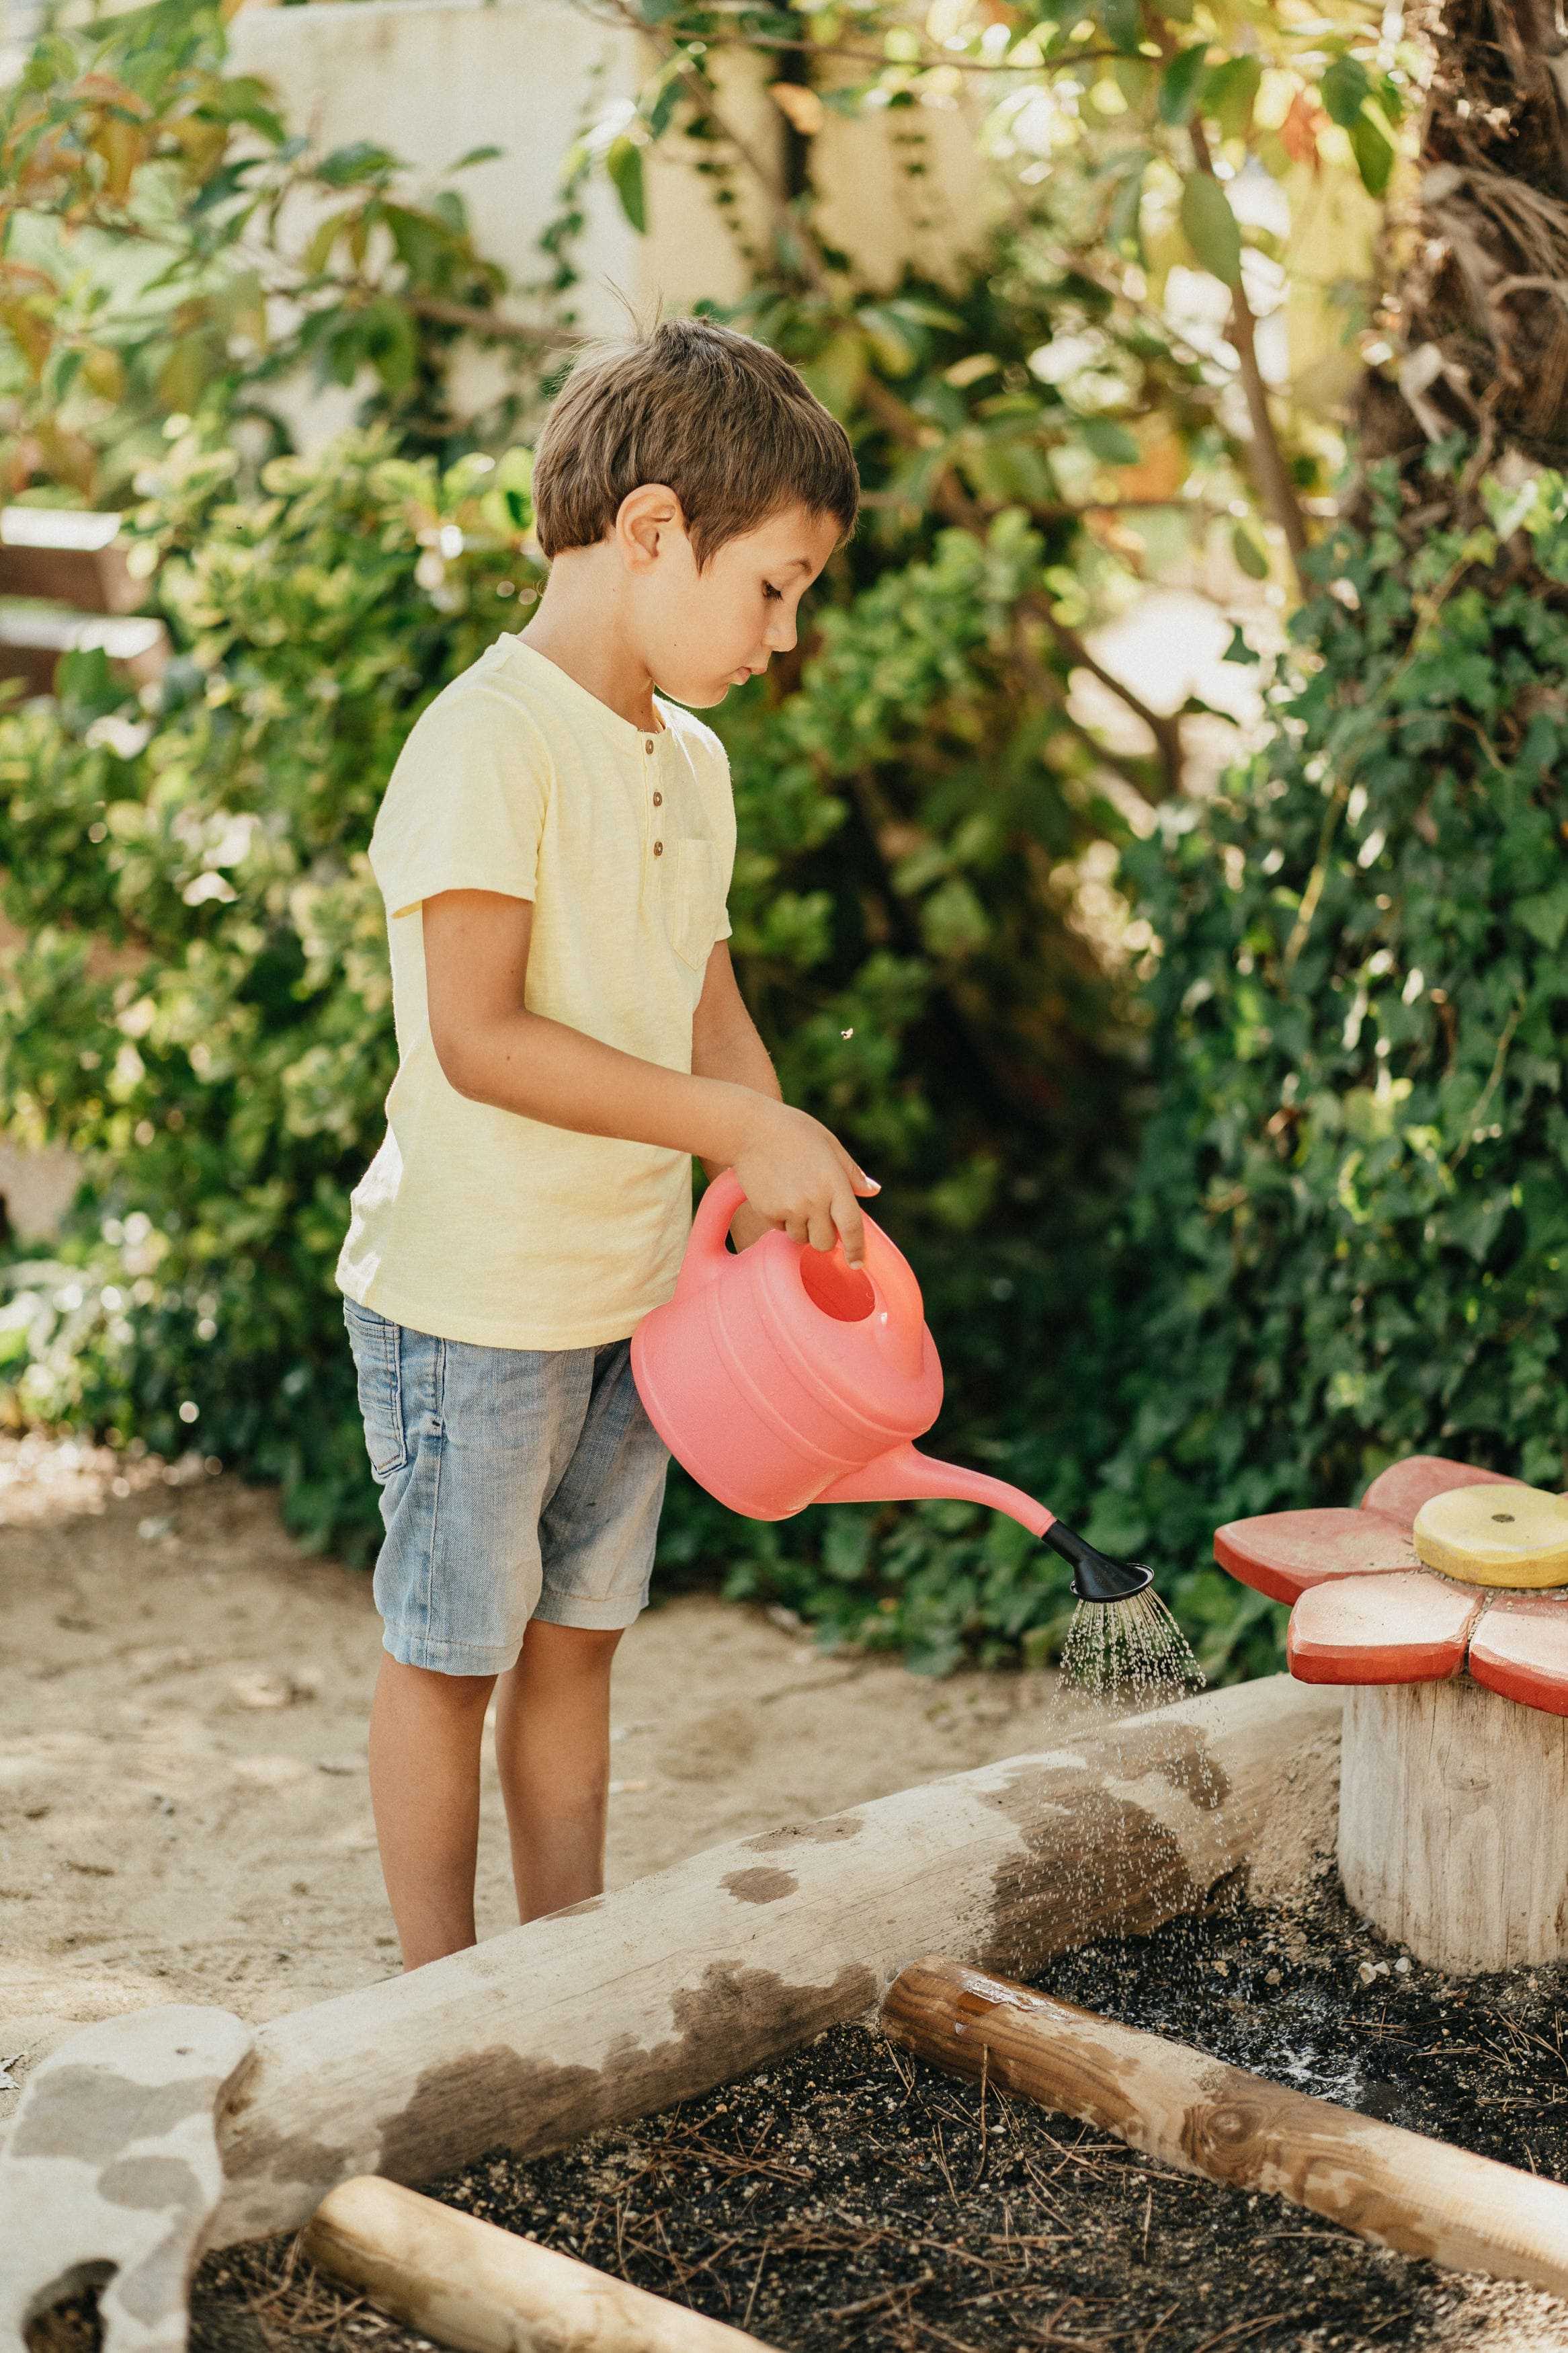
left=1414, top=1483, right=1568, bottom=1589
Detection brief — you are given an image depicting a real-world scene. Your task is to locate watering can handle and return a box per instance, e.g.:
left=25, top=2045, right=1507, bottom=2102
left=675, top=1168, right=749, bottom=1303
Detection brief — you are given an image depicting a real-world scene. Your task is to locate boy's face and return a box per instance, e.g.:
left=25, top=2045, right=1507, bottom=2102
left=621, top=495, right=842, bottom=707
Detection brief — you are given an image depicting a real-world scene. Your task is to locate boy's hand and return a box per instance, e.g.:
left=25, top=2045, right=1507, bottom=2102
left=727, top=1097, right=878, bottom=1266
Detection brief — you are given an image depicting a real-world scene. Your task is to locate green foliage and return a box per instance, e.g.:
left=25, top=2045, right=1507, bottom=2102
left=0, top=0, right=538, bottom=501
left=0, top=434, right=544, bottom=1554
left=1062, top=463, right=1568, bottom=1679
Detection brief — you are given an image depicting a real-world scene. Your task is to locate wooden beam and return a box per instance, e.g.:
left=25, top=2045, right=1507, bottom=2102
left=305, top=2173, right=780, bottom=2353
left=207, top=1677, right=1340, bottom=2247
left=882, top=1956, right=1568, bottom=2299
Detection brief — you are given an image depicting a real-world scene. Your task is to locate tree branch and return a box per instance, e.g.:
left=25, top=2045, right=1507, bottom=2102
left=1186, top=114, right=1311, bottom=586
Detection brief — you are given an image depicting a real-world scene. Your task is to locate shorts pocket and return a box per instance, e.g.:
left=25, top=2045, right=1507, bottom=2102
left=344, top=1300, right=410, bottom=1482
left=662, top=836, right=725, bottom=973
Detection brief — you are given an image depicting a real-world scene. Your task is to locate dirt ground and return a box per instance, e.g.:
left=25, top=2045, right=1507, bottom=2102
left=0, top=1429, right=1096, bottom=2139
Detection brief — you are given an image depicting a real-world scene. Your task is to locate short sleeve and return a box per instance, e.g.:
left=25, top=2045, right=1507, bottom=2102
left=370, top=685, right=547, bottom=920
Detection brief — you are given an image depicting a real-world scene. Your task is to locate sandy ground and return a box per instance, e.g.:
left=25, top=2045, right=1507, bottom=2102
left=0, top=1431, right=1094, bottom=2149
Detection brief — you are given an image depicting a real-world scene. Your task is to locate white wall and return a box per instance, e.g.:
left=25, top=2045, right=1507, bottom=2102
left=231, top=0, right=776, bottom=339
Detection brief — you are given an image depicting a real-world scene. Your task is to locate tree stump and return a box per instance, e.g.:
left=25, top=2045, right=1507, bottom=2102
left=1339, top=1678, right=1568, bottom=1974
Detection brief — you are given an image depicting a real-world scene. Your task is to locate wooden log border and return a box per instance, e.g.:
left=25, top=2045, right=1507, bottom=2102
left=882, top=1956, right=1568, bottom=2299
left=208, top=1677, right=1342, bottom=2246
left=305, top=2174, right=782, bottom=2352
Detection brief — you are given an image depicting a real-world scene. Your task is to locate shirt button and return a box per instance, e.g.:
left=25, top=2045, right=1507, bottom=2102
left=653, top=840, right=663, bottom=856
left=652, top=791, right=663, bottom=807
left=644, top=737, right=655, bottom=754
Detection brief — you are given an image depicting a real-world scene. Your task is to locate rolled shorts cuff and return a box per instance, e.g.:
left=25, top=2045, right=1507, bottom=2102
left=380, top=1626, right=522, bottom=1676
left=530, top=1585, right=651, bottom=1633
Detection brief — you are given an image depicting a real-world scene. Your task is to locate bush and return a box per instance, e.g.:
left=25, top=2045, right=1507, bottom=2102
left=1067, top=458, right=1568, bottom=1679
left=0, top=434, right=544, bottom=1556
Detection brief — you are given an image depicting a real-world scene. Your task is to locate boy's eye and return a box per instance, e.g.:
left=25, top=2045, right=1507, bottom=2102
left=763, top=581, right=783, bottom=600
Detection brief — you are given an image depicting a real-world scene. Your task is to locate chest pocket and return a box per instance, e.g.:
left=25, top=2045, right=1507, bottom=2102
left=662, top=835, right=726, bottom=973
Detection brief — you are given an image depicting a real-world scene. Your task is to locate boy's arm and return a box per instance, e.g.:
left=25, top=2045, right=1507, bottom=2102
left=421, top=889, right=869, bottom=1259
left=690, top=939, right=783, bottom=1250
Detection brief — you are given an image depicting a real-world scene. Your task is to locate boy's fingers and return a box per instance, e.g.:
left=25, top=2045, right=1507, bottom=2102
left=807, top=1201, right=840, bottom=1255
left=833, top=1187, right=867, bottom=1267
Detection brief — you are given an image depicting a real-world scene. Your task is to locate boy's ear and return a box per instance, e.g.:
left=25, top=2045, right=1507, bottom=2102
left=616, top=481, right=687, bottom=571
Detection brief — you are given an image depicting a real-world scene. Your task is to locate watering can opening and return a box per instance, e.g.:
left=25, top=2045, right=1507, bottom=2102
left=1042, top=1523, right=1155, bottom=1605
left=800, top=1247, right=876, bottom=1324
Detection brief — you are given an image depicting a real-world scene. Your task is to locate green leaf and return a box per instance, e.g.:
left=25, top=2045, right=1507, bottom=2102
left=448, top=145, right=503, bottom=171
left=1108, top=151, right=1150, bottom=261
left=798, top=327, right=868, bottom=419
left=1180, top=171, right=1241, bottom=286
left=606, top=134, right=647, bottom=233
left=1079, top=417, right=1142, bottom=465
left=1516, top=879, right=1568, bottom=952
left=1319, top=55, right=1371, bottom=130
left=1158, top=44, right=1209, bottom=126
left=1349, top=112, right=1396, bottom=198
left=1231, top=522, right=1269, bottom=579
left=317, top=141, right=400, bottom=187
left=1203, top=55, right=1262, bottom=140
left=1096, top=0, right=1143, bottom=52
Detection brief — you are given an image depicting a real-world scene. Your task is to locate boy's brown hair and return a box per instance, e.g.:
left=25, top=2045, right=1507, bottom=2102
left=532, top=316, right=859, bottom=569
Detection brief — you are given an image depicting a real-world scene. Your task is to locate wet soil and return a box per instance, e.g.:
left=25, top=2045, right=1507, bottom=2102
left=40, top=1864, right=1568, bottom=2353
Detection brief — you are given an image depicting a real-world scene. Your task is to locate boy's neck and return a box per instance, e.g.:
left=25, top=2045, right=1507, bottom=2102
left=515, top=553, right=662, bottom=733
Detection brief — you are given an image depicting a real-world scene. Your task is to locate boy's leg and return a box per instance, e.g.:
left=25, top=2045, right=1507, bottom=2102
left=368, top=1654, right=497, bottom=1969
left=493, top=1621, right=623, bottom=1921
left=497, top=1334, right=668, bottom=1925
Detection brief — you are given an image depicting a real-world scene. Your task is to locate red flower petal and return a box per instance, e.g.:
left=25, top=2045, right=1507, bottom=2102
left=1214, top=1508, right=1416, bottom=1605
left=1468, top=1597, right=1568, bottom=1718
left=1288, top=1569, right=1484, bottom=1685
left=1358, top=1455, right=1522, bottom=1534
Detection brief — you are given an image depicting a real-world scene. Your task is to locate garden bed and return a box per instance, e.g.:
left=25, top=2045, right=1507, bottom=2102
left=32, top=1862, right=1568, bottom=2353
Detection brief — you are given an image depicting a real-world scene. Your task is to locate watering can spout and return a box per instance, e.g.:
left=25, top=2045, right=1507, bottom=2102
left=816, top=1445, right=1153, bottom=1603
left=817, top=1441, right=1056, bottom=1539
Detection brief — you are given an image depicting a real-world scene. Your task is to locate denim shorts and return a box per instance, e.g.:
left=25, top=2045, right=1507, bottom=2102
left=341, top=1296, right=671, bottom=1673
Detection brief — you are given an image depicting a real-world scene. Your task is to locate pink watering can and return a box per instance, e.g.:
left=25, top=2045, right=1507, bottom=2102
left=631, top=1168, right=1151, bottom=1604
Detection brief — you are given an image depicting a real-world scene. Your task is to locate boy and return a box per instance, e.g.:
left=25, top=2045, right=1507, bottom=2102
left=335, top=317, right=877, bottom=1971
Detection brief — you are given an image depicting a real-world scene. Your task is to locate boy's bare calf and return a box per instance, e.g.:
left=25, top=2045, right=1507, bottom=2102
left=368, top=1622, right=622, bottom=1971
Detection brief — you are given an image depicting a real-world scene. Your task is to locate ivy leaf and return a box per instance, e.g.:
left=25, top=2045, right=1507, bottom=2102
left=1319, top=56, right=1371, bottom=130
left=1516, top=879, right=1568, bottom=952
left=606, top=134, right=647, bottom=233
left=1158, top=44, right=1209, bottom=126
left=1349, top=112, right=1397, bottom=198
left=1180, top=171, right=1241, bottom=286
left=1231, top=522, right=1269, bottom=579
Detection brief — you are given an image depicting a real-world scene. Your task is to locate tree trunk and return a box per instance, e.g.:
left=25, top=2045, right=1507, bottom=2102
left=1364, top=0, right=1568, bottom=473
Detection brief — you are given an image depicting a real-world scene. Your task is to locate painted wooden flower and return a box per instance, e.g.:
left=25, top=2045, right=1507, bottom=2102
left=1214, top=1456, right=1568, bottom=1716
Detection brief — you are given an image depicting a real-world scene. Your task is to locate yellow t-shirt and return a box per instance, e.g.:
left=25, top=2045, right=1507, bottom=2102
left=335, top=635, right=736, bottom=1349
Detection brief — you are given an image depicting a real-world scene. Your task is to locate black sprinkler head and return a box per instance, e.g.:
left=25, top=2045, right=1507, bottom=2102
left=1043, top=1523, right=1155, bottom=1605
